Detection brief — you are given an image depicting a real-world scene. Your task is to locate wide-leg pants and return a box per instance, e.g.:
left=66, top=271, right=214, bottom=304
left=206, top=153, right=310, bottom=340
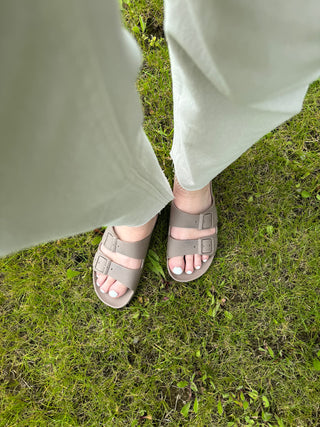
left=1, top=0, right=319, bottom=256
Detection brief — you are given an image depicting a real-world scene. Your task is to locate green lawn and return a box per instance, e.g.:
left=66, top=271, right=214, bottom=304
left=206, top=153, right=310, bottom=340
left=1, top=1, right=319, bottom=425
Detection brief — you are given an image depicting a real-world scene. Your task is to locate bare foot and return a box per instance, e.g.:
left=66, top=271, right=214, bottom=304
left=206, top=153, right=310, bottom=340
left=168, top=178, right=216, bottom=276
left=95, top=215, right=157, bottom=298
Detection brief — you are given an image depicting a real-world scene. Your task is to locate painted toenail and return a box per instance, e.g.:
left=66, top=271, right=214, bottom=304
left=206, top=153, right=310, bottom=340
left=109, top=290, right=119, bottom=298
left=195, top=266, right=201, bottom=270
left=203, top=258, right=208, bottom=263
left=172, top=267, right=183, bottom=275
left=100, top=288, right=106, bottom=294
left=186, top=270, right=192, bottom=275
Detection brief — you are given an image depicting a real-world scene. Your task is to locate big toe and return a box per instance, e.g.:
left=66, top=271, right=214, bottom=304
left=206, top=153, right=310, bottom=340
left=168, top=256, right=185, bottom=276
left=108, top=281, right=128, bottom=299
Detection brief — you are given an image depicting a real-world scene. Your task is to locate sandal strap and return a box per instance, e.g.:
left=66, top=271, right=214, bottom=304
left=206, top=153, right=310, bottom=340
left=169, top=198, right=217, bottom=230
left=101, top=226, right=151, bottom=259
left=93, top=248, right=142, bottom=291
left=167, top=234, right=217, bottom=258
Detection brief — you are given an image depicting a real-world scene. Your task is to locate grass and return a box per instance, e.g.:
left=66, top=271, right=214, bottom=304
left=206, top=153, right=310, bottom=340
left=1, top=0, right=320, bottom=425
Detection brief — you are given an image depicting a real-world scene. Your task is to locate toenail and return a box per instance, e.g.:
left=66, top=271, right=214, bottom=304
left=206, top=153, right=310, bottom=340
left=203, top=258, right=208, bottom=263
left=195, top=266, right=201, bottom=270
left=186, top=270, right=192, bottom=275
left=172, top=267, right=183, bottom=275
left=100, top=288, right=106, bottom=294
left=109, top=290, right=119, bottom=298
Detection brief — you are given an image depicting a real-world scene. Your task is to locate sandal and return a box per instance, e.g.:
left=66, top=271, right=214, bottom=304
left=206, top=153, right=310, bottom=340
left=92, top=226, right=152, bottom=309
left=167, top=186, right=218, bottom=282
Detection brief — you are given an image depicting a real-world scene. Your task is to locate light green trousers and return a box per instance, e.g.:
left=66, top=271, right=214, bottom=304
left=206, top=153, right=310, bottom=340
left=1, top=0, right=319, bottom=255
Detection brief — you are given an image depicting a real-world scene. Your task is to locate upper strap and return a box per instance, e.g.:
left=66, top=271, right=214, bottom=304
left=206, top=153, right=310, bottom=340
left=167, top=234, right=217, bottom=258
left=93, top=248, right=142, bottom=291
left=169, top=198, right=217, bottom=230
left=100, top=226, right=151, bottom=259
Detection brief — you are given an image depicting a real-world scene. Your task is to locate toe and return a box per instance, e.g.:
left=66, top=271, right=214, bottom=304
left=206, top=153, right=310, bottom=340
left=168, top=256, right=185, bottom=276
left=194, top=254, right=202, bottom=270
left=108, top=281, right=128, bottom=298
left=202, top=255, right=209, bottom=263
left=185, top=255, right=194, bottom=275
left=96, top=272, right=107, bottom=287
left=100, top=276, right=115, bottom=294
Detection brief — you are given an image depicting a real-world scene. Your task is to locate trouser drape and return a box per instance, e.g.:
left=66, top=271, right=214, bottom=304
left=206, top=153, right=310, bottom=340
left=1, top=0, right=319, bottom=255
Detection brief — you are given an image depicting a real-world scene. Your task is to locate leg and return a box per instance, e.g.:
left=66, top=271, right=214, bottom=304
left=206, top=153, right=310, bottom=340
left=0, top=0, right=173, bottom=256
left=164, top=0, right=320, bottom=276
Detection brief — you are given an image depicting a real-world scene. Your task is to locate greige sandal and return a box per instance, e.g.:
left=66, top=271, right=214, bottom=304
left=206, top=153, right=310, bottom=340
left=167, top=187, right=218, bottom=282
left=92, top=226, right=152, bottom=309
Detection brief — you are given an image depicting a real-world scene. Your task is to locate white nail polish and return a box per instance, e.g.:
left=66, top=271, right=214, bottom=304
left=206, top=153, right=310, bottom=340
left=195, top=266, right=201, bottom=270
left=203, top=258, right=208, bottom=263
left=100, top=288, right=106, bottom=294
left=186, top=270, right=192, bottom=275
left=109, top=290, right=119, bottom=298
left=172, top=267, right=183, bottom=275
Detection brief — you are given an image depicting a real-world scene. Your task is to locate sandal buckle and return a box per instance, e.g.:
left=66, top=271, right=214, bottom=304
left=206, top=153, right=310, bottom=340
left=200, top=237, right=213, bottom=255
left=105, top=232, right=117, bottom=252
left=199, top=212, right=213, bottom=229
left=94, top=255, right=111, bottom=275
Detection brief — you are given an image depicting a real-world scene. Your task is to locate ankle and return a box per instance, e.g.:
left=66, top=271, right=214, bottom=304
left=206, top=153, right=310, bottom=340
left=114, top=215, right=157, bottom=242
left=173, top=179, right=212, bottom=214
